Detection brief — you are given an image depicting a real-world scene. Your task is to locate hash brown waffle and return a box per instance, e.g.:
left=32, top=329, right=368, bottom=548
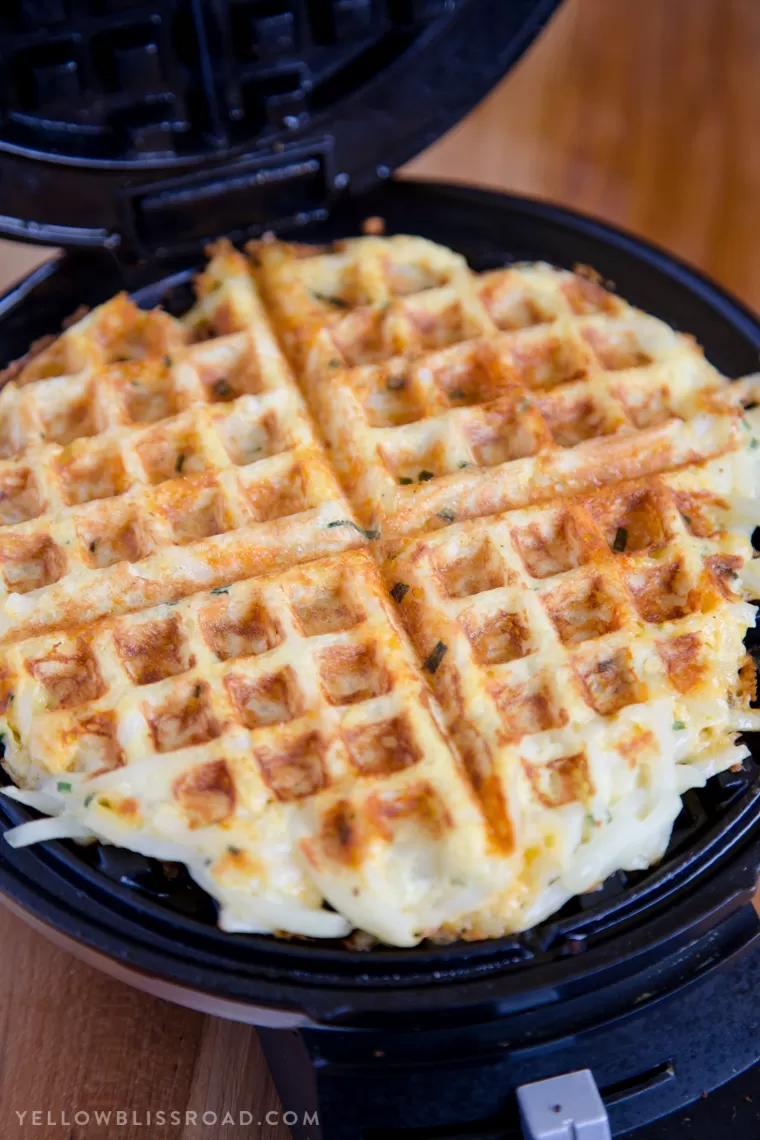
left=2, top=233, right=759, bottom=947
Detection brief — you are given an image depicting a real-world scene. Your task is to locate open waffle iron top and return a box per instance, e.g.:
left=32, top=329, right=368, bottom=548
left=0, top=0, right=561, bottom=257
left=1, top=182, right=760, bottom=1035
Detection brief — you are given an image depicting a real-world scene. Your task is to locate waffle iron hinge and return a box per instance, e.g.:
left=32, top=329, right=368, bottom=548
left=121, top=137, right=338, bottom=260
left=517, top=1071, right=611, bottom=1140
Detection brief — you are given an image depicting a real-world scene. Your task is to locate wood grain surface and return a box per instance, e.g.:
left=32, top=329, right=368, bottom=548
left=2, top=1, right=760, bottom=1136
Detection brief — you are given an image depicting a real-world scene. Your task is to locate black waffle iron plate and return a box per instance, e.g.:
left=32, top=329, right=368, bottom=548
left=1, top=4, right=760, bottom=1139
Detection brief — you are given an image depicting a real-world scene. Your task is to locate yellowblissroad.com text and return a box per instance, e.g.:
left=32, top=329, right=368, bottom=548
left=13, top=1108, right=319, bottom=1128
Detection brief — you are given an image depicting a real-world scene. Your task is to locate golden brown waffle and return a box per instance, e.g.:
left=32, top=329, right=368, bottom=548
left=2, top=232, right=759, bottom=947
left=0, top=243, right=363, bottom=644
left=381, top=448, right=760, bottom=936
left=253, top=237, right=742, bottom=538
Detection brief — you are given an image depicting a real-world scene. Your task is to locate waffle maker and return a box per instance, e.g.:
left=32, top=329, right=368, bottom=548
left=2, top=3, right=760, bottom=1138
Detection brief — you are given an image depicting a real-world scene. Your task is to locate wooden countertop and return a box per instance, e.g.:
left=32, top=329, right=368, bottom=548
left=2, top=1, right=759, bottom=1136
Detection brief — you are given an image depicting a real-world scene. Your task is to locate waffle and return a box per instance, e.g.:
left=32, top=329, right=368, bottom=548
left=0, top=242, right=363, bottom=644
left=2, top=232, right=760, bottom=947
left=253, top=237, right=742, bottom=538
left=381, top=445, right=760, bottom=936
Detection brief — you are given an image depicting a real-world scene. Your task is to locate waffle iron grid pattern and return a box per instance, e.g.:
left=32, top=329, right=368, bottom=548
left=1, top=232, right=759, bottom=947
left=0, top=1, right=455, bottom=162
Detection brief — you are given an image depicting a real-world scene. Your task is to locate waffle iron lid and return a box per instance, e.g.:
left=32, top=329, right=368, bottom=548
left=0, top=0, right=561, bottom=260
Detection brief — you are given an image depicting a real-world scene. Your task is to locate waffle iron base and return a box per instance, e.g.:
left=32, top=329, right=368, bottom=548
left=2, top=180, right=760, bottom=1138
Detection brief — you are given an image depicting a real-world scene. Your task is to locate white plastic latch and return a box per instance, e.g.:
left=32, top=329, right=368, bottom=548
left=517, top=1069, right=611, bottom=1140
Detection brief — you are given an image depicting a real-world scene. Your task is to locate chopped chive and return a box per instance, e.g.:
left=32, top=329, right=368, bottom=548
left=437, top=508, right=456, bottom=523
left=328, top=358, right=342, bottom=368
left=210, top=585, right=230, bottom=595
left=227, top=844, right=242, bottom=856
left=613, top=526, right=628, bottom=553
left=399, top=476, right=414, bottom=485
left=326, top=519, right=379, bottom=540
left=163, top=354, right=172, bottom=367
left=390, top=582, right=409, bottom=603
left=424, top=640, right=448, bottom=674
left=673, top=720, right=686, bottom=731
left=743, top=418, right=752, bottom=431
left=84, top=794, right=94, bottom=808
left=418, top=470, right=435, bottom=482
left=312, top=291, right=349, bottom=309
left=458, top=460, right=472, bottom=469
left=751, top=438, right=759, bottom=450
left=57, top=781, right=72, bottom=793
left=386, top=376, right=406, bottom=391
left=175, top=452, right=185, bottom=474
